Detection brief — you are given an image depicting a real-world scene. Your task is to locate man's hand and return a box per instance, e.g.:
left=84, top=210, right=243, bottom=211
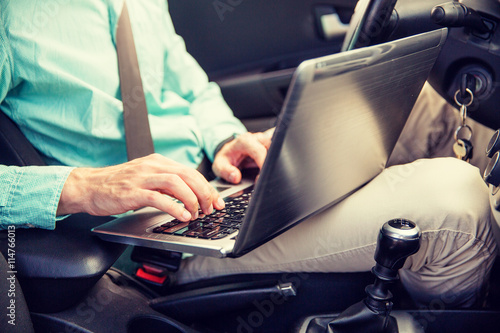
left=212, top=128, right=275, bottom=184
left=57, top=154, right=224, bottom=222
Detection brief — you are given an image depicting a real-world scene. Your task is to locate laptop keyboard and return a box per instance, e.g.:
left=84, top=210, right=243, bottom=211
left=152, top=186, right=254, bottom=240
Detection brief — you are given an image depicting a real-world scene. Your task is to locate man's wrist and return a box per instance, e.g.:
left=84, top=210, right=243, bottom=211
left=214, top=133, right=240, bottom=157
left=57, top=168, right=89, bottom=216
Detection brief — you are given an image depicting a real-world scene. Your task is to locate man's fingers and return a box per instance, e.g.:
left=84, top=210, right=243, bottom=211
left=215, top=161, right=242, bottom=184
left=59, top=154, right=225, bottom=219
left=233, top=133, right=268, bottom=169
left=166, top=166, right=222, bottom=214
left=141, top=190, right=192, bottom=222
left=243, top=140, right=267, bottom=169
left=136, top=156, right=221, bottom=215
left=144, top=173, right=201, bottom=218
left=257, top=128, right=274, bottom=148
left=212, top=131, right=271, bottom=184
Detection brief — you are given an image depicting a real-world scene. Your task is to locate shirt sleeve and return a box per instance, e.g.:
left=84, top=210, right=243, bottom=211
left=161, top=2, right=247, bottom=161
left=0, top=20, right=75, bottom=230
left=0, top=165, right=74, bottom=230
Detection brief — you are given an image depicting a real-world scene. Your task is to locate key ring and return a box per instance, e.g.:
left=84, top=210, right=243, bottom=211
left=454, top=124, right=473, bottom=142
left=454, top=88, right=474, bottom=108
left=460, top=104, right=468, bottom=124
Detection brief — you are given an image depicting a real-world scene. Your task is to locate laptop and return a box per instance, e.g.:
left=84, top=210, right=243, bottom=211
left=92, top=28, right=448, bottom=258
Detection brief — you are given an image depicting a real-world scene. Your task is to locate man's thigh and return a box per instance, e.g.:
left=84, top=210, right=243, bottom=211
left=177, top=158, right=492, bottom=284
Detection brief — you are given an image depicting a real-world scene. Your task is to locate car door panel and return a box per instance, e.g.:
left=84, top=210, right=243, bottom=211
left=168, top=0, right=357, bottom=129
left=216, top=67, right=294, bottom=131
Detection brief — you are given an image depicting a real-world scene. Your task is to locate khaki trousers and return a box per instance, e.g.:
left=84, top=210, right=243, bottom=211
left=177, top=83, right=498, bottom=308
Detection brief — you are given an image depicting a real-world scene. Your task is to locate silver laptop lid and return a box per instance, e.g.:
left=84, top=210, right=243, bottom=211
left=232, top=28, right=448, bottom=256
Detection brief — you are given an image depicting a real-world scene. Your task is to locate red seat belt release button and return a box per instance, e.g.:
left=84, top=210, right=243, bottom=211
left=135, top=267, right=168, bottom=285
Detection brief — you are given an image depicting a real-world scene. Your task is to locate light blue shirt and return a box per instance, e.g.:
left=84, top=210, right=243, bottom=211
left=0, top=0, right=246, bottom=229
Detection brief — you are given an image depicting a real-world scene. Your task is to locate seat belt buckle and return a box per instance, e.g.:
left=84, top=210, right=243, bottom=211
left=131, top=246, right=182, bottom=287
left=135, top=263, right=169, bottom=286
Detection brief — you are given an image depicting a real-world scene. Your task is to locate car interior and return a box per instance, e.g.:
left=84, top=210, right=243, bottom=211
left=3, top=0, right=500, bottom=332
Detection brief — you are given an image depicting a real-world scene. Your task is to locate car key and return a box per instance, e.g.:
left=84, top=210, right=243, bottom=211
left=453, top=138, right=473, bottom=162
left=453, top=86, right=474, bottom=164
left=460, top=139, right=473, bottom=162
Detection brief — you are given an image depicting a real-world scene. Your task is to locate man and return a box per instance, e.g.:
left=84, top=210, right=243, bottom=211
left=0, top=0, right=271, bottom=228
left=0, top=0, right=496, bottom=308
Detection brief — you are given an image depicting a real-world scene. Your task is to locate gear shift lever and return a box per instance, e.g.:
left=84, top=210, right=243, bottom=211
left=327, top=219, right=421, bottom=333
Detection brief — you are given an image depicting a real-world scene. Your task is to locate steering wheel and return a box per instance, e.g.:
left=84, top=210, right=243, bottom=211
left=341, top=0, right=398, bottom=51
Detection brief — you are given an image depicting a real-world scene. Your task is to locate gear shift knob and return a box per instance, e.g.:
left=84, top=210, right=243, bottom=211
left=373, top=219, right=421, bottom=280
left=324, top=219, right=422, bottom=333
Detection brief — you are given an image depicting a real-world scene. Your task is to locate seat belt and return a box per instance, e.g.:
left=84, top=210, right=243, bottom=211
left=116, top=4, right=183, bottom=282
left=116, top=2, right=155, bottom=160
left=115, top=2, right=214, bottom=178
